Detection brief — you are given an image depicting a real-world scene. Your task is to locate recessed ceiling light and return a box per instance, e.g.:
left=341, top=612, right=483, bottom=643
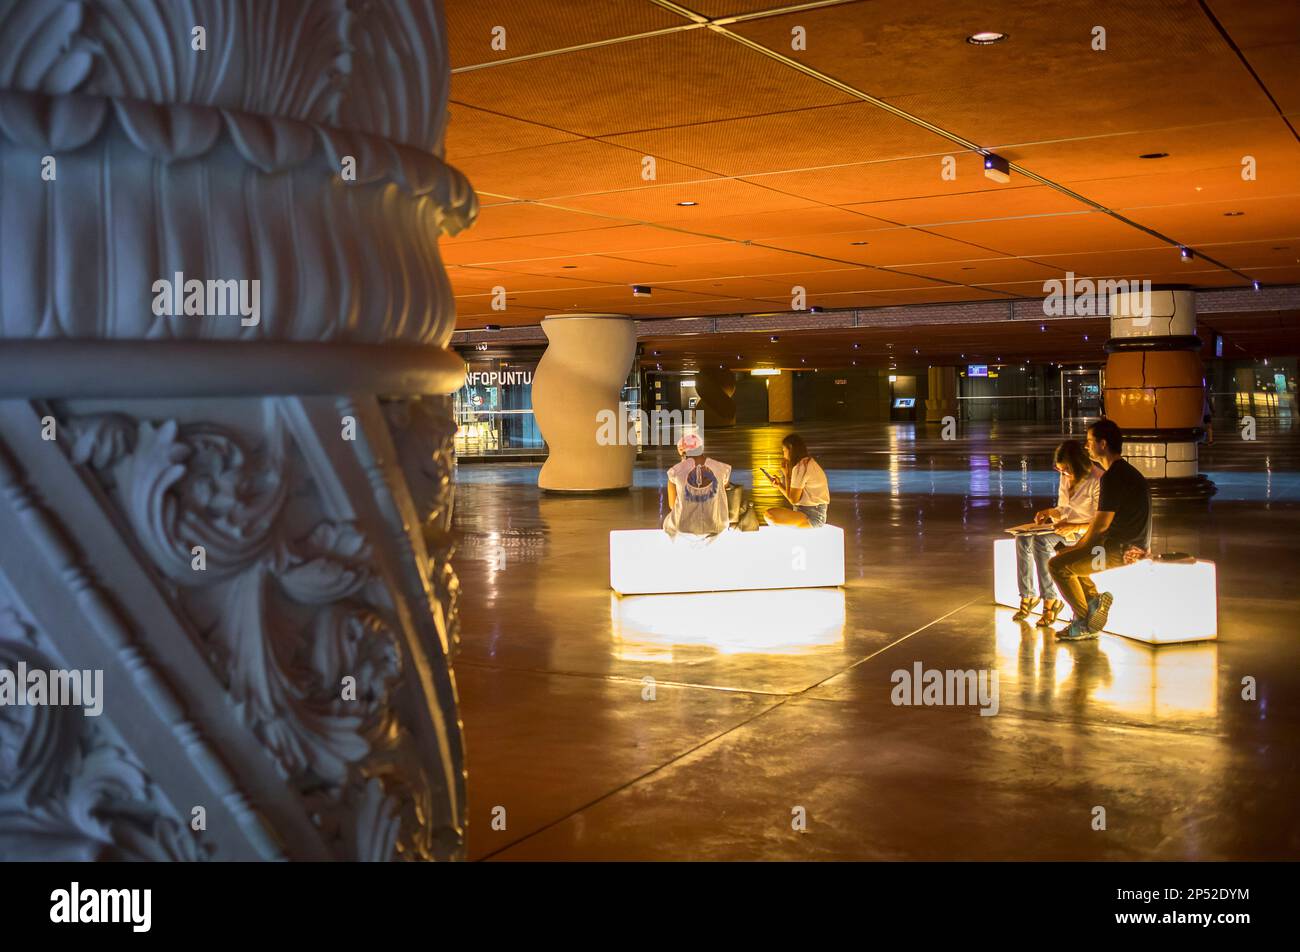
left=966, top=31, right=1008, bottom=45
left=562, top=264, right=577, bottom=269
left=632, top=285, right=652, bottom=296
left=770, top=335, right=780, bottom=342
left=1224, top=211, right=1245, bottom=217
left=676, top=201, right=698, bottom=207
left=483, top=324, right=501, bottom=332
left=1180, top=247, right=1195, bottom=262
left=1138, top=152, right=1169, bottom=160
left=850, top=241, right=869, bottom=246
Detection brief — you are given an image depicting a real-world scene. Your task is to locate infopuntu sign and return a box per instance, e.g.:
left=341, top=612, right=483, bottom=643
left=466, top=369, right=534, bottom=387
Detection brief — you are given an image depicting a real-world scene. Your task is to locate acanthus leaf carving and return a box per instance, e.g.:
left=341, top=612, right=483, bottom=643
left=0, top=623, right=209, bottom=862
left=61, top=406, right=444, bottom=859
left=113, top=420, right=285, bottom=584
left=382, top=396, right=461, bottom=650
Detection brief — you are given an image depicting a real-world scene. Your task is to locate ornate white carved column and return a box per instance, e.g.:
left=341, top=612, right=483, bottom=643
left=0, top=0, right=475, bottom=860
left=533, top=314, right=636, bottom=492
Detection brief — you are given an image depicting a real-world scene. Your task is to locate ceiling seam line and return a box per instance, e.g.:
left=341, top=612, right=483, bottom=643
left=1194, top=0, right=1300, bottom=144
left=705, top=23, right=1259, bottom=283
left=451, top=22, right=708, bottom=74
left=463, top=193, right=979, bottom=286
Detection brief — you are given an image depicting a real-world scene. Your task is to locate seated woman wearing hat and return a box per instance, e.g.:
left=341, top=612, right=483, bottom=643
left=663, top=432, right=733, bottom=539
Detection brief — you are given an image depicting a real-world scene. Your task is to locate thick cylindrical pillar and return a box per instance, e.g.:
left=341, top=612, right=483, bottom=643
left=1104, top=288, right=1215, bottom=497
left=534, top=314, right=636, bottom=491
left=767, top=370, right=794, bottom=423
left=925, top=366, right=959, bottom=422
left=0, top=0, right=473, bottom=861
left=694, top=367, right=737, bottom=426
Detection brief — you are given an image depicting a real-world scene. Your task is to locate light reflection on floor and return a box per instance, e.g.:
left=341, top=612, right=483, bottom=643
left=457, top=464, right=1300, bottom=502
left=992, top=609, right=1218, bottom=720
left=454, top=419, right=1299, bottom=859
left=611, top=588, right=846, bottom=661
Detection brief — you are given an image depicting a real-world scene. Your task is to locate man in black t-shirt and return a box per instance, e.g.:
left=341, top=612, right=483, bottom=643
left=1047, top=418, right=1151, bottom=641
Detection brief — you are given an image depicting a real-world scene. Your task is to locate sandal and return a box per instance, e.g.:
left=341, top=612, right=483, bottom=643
left=1012, top=596, right=1040, bottom=622
left=1037, top=598, right=1064, bottom=627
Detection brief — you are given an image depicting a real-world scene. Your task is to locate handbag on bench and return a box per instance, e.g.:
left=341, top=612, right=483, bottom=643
left=725, top=482, right=742, bottom=522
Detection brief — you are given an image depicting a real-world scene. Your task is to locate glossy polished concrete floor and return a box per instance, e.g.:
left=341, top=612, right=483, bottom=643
left=451, top=416, right=1300, bottom=860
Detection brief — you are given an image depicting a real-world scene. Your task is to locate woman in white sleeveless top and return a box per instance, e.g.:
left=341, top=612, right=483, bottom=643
left=663, top=433, right=732, bottom=539
left=763, top=433, right=830, bottom=528
left=1014, top=440, right=1101, bottom=627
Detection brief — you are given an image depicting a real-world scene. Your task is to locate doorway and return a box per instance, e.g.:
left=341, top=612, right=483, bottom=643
left=1060, top=368, right=1102, bottom=420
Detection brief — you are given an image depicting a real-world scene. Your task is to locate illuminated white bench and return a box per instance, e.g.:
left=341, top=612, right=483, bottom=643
left=610, top=526, right=844, bottom=595
left=993, top=537, right=1217, bottom=644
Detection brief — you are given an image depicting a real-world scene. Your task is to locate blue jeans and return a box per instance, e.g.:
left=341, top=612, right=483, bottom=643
left=796, top=503, right=828, bottom=527
left=1016, top=532, right=1064, bottom=600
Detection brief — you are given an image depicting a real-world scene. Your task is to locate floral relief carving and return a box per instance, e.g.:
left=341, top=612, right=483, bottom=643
left=0, top=607, right=210, bottom=861
left=60, top=409, right=447, bottom=859
left=382, top=396, right=461, bottom=650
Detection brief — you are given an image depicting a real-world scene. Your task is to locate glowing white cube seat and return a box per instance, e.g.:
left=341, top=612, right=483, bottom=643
left=993, top=537, right=1217, bottom=644
left=610, top=526, right=845, bottom=595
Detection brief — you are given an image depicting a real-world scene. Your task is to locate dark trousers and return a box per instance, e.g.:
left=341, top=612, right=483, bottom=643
left=1047, top=544, right=1125, bottom=620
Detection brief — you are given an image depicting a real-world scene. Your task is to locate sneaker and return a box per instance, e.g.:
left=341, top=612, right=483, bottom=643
left=1056, top=619, right=1098, bottom=641
left=1086, top=592, right=1114, bottom=633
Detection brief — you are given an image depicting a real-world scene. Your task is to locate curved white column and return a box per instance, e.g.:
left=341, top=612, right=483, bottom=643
left=534, top=314, right=636, bottom=491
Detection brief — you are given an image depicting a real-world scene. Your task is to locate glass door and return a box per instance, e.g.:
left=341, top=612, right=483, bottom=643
left=1060, top=368, right=1102, bottom=421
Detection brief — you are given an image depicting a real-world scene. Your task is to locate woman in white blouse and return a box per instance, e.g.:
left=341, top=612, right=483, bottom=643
left=763, top=433, right=830, bottom=528
left=1013, top=440, right=1101, bottom=627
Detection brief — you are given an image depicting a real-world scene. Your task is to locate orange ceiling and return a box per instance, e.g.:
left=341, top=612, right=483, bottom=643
left=442, top=0, right=1300, bottom=334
